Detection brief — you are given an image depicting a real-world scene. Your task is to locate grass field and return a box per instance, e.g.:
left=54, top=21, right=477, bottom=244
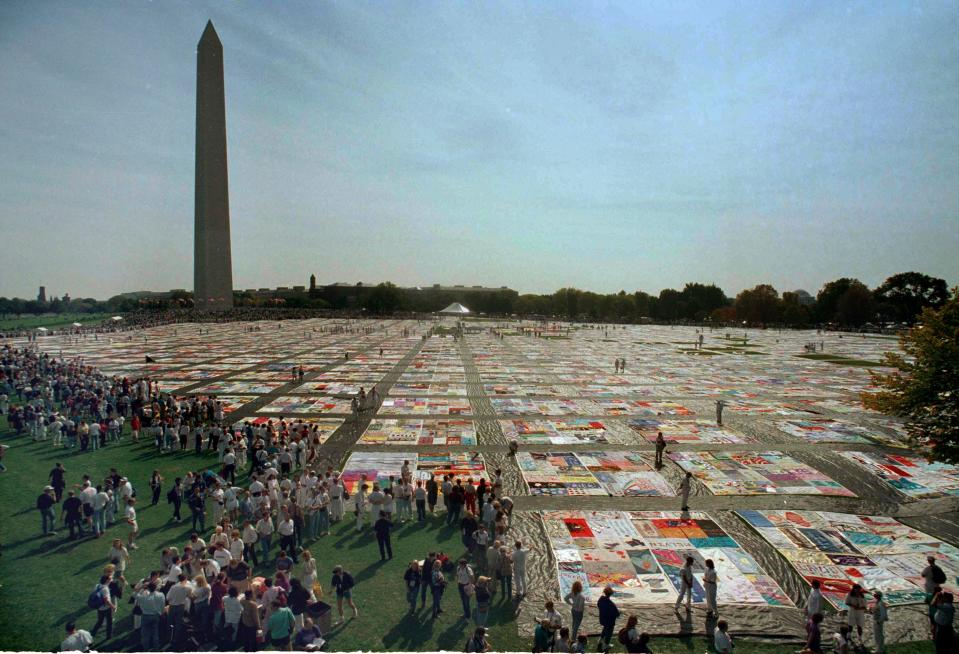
left=0, top=415, right=935, bottom=653
left=795, top=353, right=884, bottom=367
left=0, top=313, right=112, bottom=331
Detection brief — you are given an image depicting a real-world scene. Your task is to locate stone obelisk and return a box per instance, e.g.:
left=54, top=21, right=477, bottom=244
left=194, top=20, right=233, bottom=310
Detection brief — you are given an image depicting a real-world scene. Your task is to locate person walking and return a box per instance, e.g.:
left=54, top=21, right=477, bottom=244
left=331, top=565, right=358, bottom=624
left=374, top=510, right=394, bottom=560
left=597, top=586, right=620, bottom=653
left=805, top=612, right=824, bottom=654
left=674, top=556, right=695, bottom=613
left=427, top=475, right=439, bottom=515
left=37, top=485, right=57, bottom=536
left=805, top=579, right=824, bottom=619
left=88, top=574, right=116, bottom=641
left=872, top=591, right=888, bottom=654
left=237, top=591, right=261, bottom=652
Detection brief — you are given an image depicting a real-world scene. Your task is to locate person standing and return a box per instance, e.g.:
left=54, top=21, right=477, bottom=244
left=427, top=475, right=439, bottom=515
left=456, top=558, right=475, bottom=619
left=673, top=556, right=695, bottom=613
left=165, top=574, right=193, bottom=645
left=149, top=470, right=163, bottom=506
left=62, top=490, right=84, bottom=540
left=703, top=558, right=718, bottom=616
left=414, top=480, right=427, bottom=521
left=678, top=472, right=692, bottom=512
left=125, top=498, right=139, bottom=550
left=805, top=613, right=824, bottom=654
left=872, top=590, right=888, bottom=654
left=167, top=477, right=182, bottom=522
left=50, top=462, right=66, bottom=502
left=257, top=512, right=274, bottom=564
left=238, top=590, right=261, bottom=652
left=430, top=559, right=447, bottom=619
left=513, top=541, right=528, bottom=597
left=654, top=432, right=667, bottom=468
left=597, top=586, right=620, bottom=653
left=277, top=512, right=297, bottom=562
left=266, top=599, right=296, bottom=651
left=497, top=545, right=513, bottom=599
left=845, top=584, right=868, bottom=645
left=933, top=592, right=955, bottom=654
left=374, top=510, right=393, bottom=561
left=404, top=561, right=421, bottom=614
left=37, top=485, right=57, bottom=536
left=354, top=483, right=368, bottom=532
left=715, top=399, right=725, bottom=426
left=806, top=579, right=824, bottom=619
left=474, top=576, right=492, bottom=627
left=564, top=581, right=586, bottom=639
left=331, top=565, right=358, bottom=624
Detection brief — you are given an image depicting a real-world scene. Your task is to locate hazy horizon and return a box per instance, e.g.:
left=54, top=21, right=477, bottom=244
left=2, top=1, right=957, bottom=300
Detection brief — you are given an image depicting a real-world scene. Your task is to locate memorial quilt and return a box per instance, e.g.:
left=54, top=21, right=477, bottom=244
left=517, top=451, right=672, bottom=497
left=545, top=510, right=792, bottom=607
left=628, top=419, right=751, bottom=444
left=668, top=452, right=855, bottom=496
left=738, top=510, right=959, bottom=607
left=839, top=452, right=959, bottom=499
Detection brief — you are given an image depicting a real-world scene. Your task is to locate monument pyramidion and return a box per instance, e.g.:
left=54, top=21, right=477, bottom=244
left=194, top=20, right=234, bottom=310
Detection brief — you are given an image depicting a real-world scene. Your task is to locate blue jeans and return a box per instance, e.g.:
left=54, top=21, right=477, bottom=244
left=41, top=507, right=56, bottom=534
left=140, top=613, right=160, bottom=650
left=93, top=509, right=105, bottom=535
left=458, top=583, right=471, bottom=617
left=475, top=603, right=489, bottom=627
left=500, top=573, right=512, bottom=598
left=571, top=609, right=584, bottom=638
left=317, top=509, right=329, bottom=535
left=407, top=586, right=418, bottom=612
left=260, top=534, right=271, bottom=562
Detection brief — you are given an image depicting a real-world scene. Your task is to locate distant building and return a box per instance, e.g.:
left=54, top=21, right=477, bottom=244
left=309, top=274, right=316, bottom=291
left=792, top=289, right=815, bottom=306
left=37, top=286, right=46, bottom=303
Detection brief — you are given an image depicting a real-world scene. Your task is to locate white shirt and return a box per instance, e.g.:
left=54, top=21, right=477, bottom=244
left=242, top=525, right=258, bottom=544
left=166, top=583, right=193, bottom=606
left=456, top=565, right=474, bottom=585
left=94, top=491, right=110, bottom=511
left=806, top=588, right=823, bottom=616
left=257, top=518, right=274, bottom=536
left=224, top=596, right=243, bottom=624
left=513, top=549, right=528, bottom=571
left=278, top=519, right=295, bottom=536
left=714, top=629, right=732, bottom=654
left=61, top=629, right=94, bottom=652
left=125, top=505, right=137, bottom=524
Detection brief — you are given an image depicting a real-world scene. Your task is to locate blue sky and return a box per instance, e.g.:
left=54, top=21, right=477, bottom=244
left=1, top=0, right=957, bottom=299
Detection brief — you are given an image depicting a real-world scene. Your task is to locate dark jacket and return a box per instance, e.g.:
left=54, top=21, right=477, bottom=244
left=598, top=595, right=620, bottom=627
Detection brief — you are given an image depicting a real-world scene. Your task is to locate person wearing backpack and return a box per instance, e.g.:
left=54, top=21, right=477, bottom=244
left=923, top=556, right=948, bottom=596
left=88, top=574, right=115, bottom=640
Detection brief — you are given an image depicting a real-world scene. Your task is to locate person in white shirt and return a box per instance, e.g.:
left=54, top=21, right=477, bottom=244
left=277, top=513, right=297, bottom=562
left=330, top=477, right=344, bottom=522
left=213, top=544, right=233, bottom=568
left=256, top=514, right=274, bottom=563
left=125, top=499, right=139, bottom=549
left=223, top=586, right=244, bottom=640
left=166, top=575, right=193, bottom=643
left=805, top=579, right=824, bottom=618
left=354, top=484, right=368, bottom=532
left=703, top=558, right=718, bottom=616
left=241, top=520, right=259, bottom=565
left=93, top=486, right=110, bottom=536
left=60, top=622, right=93, bottom=652
left=714, top=620, right=733, bottom=654
left=513, top=541, right=528, bottom=597
left=455, top=559, right=475, bottom=619
left=872, top=590, right=889, bottom=654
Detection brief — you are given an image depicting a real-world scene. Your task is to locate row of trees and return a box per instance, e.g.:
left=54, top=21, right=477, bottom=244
left=1, top=272, right=947, bottom=327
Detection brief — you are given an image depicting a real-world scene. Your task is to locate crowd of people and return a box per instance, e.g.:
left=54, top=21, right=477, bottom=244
left=3, top=338, right=957, bottom=654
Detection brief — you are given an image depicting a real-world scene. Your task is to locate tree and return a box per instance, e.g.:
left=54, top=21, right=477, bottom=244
left=363, top=282, right=402, bottom=314
left=656, top=289, right=683, bottom=321
left=815, top=278, right=861, bottom=323
left=835, top=281, right=875, bottom=327
left=734, top=284, right=781, bottom=325
left=864, top=289, right=959, bottom=463
left=781, top=292, right=812, bottom=326
left=874, top=272, right=949, bottom=324
left=679, top=283, right=728, bottom=320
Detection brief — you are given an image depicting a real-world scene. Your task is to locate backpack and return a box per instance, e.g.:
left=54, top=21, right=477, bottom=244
left=87, top=585, right=104, bottom=610
left=932, top=565, right=947, bottom=584
left=617, top=628, right=630, bottom=646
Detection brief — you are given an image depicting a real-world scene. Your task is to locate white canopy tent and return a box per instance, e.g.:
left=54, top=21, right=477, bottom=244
left=437, top=302, right=471, bottom=315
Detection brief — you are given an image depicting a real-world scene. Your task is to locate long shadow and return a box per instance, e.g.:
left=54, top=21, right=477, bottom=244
left=380, top=609, right=435, bottom=650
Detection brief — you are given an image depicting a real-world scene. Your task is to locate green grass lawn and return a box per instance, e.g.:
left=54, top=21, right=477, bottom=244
left=0, top=312, right=113, bottom=331
left=0, top=416, right=934, bottom=653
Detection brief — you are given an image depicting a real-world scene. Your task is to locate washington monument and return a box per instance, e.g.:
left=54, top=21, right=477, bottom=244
left=194, top=20, right=234, bottom=310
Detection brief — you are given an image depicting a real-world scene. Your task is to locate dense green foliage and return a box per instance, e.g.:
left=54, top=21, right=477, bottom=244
left=865, top=289, right=959, bottom=463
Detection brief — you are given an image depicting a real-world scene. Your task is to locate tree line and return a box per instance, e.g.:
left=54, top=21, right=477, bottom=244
left=0, top=271, right=948, bottom=327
